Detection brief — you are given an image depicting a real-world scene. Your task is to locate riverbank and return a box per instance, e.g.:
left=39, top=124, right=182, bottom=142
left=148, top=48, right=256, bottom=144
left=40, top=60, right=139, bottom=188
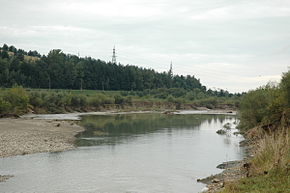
left=21, top=109, right=236, bottom=120
left=198, top=157, right=248, bottom=193
left=199, top=127, right=290, bottom=193
left=0, top=118, right=84, bottom=158
left=198, top=136, right=250, bottom=193
left=1, top=109, right=235, bottom=158
left=0, top=109, right=237, bottom=187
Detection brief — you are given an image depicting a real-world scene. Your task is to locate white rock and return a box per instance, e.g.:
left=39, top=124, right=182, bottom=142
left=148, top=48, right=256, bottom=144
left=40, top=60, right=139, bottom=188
left=201, top=187, right=209, bottom=192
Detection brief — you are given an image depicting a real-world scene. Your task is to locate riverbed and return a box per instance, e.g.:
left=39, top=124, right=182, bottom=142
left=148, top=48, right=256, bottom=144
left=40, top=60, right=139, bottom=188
left=0, top=113, right=244, bottom=193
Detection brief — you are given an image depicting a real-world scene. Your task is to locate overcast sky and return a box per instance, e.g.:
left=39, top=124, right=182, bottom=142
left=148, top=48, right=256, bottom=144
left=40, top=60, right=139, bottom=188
left=1, top=0, right=290, bottom=92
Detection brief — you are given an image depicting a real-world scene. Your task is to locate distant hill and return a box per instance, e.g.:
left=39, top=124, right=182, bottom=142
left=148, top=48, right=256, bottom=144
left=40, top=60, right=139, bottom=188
left=0, top=44, right=237, bottom=97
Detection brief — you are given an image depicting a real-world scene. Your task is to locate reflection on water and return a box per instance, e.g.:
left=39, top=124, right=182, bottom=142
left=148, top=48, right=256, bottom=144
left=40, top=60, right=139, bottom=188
left=76, top=114, right=234, bottom=146
left=0, top=114, right=243, bottom=193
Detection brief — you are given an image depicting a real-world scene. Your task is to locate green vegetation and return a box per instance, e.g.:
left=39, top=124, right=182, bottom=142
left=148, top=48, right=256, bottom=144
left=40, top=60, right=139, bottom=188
left=0, top=86, right=29, bottom=114
left=0, top=44, right=242, bottom=114
left=221, top=70, right=290, bottom=193
left=0, top=87, right=240, bottom=114
left=238, top=70, right=290, bottom=130
left=0, top=44, right=209, bottom=91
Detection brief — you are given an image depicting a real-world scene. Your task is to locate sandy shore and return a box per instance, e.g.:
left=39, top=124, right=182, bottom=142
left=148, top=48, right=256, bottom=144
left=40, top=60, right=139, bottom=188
left=21, top=109, right=236, bottom=121
left=0, top=118, right=84, bottom=158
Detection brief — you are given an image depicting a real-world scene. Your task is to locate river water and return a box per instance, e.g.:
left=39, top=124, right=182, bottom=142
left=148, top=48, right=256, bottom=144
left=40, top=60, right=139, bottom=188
left=0, top=113, right=244, bottom=193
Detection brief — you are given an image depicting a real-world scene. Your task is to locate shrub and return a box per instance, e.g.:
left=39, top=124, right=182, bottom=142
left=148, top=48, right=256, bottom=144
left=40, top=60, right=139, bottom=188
left=29, top=92, right=43, bottom=107
left=88, top=97, right=101, bottom=107
left=71, top=95, right=88, bottom=107
left=4, top=86, right=29, bottom=113
left=238, top=85, right=279, bottom=130
left=114, top=95, right=124, bottom=105
left=166, top=95, right=175, bottom=103
left=194, top=97, right=218, bottom=109
left=280, top=70, right=290, bottom=107
left=0, top=97, right=11, bottom=114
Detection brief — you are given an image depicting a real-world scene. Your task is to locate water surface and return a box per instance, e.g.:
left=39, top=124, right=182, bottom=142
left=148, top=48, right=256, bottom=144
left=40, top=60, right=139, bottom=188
left=0, top=113, right=244, bottom=193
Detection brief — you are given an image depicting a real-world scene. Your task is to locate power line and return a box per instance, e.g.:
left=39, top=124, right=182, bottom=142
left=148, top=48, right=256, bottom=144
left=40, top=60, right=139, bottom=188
left=112, top=46, right=117, bottom=64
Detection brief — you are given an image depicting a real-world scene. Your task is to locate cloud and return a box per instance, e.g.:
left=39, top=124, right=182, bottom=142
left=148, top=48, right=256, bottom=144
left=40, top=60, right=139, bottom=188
left=61, top=0, right=165, bottom=19
left=191, top=1, right=290, bottom=21
left=0, top=0, right=289, bottom=92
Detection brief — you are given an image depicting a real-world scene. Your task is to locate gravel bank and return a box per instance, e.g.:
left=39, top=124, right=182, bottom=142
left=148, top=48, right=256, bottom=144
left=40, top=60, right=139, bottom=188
left=0, top=118, right=84, bottom=158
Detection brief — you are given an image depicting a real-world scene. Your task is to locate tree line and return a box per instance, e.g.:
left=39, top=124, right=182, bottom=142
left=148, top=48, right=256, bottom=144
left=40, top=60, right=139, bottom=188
left=0, top=44, right=209, bottom=92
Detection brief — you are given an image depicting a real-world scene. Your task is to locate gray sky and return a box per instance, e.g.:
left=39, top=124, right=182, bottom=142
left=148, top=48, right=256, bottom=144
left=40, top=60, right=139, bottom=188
left=1, top=0, right=290, bottom=92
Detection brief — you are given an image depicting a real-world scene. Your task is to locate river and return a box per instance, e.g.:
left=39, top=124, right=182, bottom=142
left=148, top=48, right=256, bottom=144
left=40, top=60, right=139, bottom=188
left=0, top=113, right=244, bottom=193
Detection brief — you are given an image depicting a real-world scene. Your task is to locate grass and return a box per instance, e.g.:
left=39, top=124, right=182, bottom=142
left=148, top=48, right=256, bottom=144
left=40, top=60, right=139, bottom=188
left=223, top=169, right=290, bottom=193
left=221, top=127, right=290, bottom=193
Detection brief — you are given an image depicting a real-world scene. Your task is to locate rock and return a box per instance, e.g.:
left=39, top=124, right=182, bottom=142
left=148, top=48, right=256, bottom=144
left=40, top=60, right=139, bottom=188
left=216, top=129, right=226, bottom=135
left=201, top=187, right=209, bottom=192
left=163, top=111, right=174, bottom=115
left=0, top=175, right=14, bottom=182
left=217, top=160, right=241, bottom=169
left=233, top=131, right=240, bottom=136
left=243, top=162, right=251, bottom=169
left=212, top=178, right=220, bottom=183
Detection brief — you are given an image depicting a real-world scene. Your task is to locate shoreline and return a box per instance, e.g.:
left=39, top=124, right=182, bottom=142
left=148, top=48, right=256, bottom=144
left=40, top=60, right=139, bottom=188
left=198, top=160, right=247, bottom=193
left=0, top=118, right=84, bottom=158
left=198, top=138, right=252, bottom=193
left=1, top=109, right=235, bottom=158
left=0, top=109, right=236, bottom=185
left=21, top=109, right=236, bottom=121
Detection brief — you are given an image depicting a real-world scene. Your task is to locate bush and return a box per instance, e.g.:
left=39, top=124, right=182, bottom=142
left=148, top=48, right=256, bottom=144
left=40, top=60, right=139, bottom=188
left=114, top=95, right=124, bottom=105
left=280, top=70, right=290, bottom=107
left=29, top=92, right=43, bottom=107
left=96, top=93, right=114, bottom=105
left=3, top=86, right=29, bottom=113
left=239, top=86, right=270, bottom=129
left=166, top=95, right=175, bottom=103
left=88, top=97, right=101, bottom=107
left=124, top=96, right=133, bottom=105
left=70, top=95, right=88, bottom=107
left=0, top=97, right=11, bottom=114
left=194, top=97, right=218, bottom=109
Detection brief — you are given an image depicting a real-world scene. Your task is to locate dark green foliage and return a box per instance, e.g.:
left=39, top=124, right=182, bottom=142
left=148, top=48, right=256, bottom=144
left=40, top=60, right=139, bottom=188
left=0, top=44, right=241, bottom=102
left=28, top=50, right=41, bottom=57
left=0, top=50, right=9, bottom=59
left=71, top=95, right=88, bottom=107
left=114, top=95, right=124, bottom=105
left=2, top=44, right=8, bottom=51
left=238, top=70, right=290, bottom=130
left=0, top=44, right=212, bottom=93
left=280, top=70, right=290, bottom=107
left=0, top=44, right=243, bottom=114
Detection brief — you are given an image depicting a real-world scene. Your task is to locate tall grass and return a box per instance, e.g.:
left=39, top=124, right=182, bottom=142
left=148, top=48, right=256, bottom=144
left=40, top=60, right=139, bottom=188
left=221, top=127, right=290, bottom=193
left=251, top=127, right=289, bottom=175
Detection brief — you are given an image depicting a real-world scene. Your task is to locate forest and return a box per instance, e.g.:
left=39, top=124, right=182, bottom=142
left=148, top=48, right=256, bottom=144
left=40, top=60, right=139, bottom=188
left=0, top=44, right=210, bottom=92
left=0, top=44, right=242, bottom=114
